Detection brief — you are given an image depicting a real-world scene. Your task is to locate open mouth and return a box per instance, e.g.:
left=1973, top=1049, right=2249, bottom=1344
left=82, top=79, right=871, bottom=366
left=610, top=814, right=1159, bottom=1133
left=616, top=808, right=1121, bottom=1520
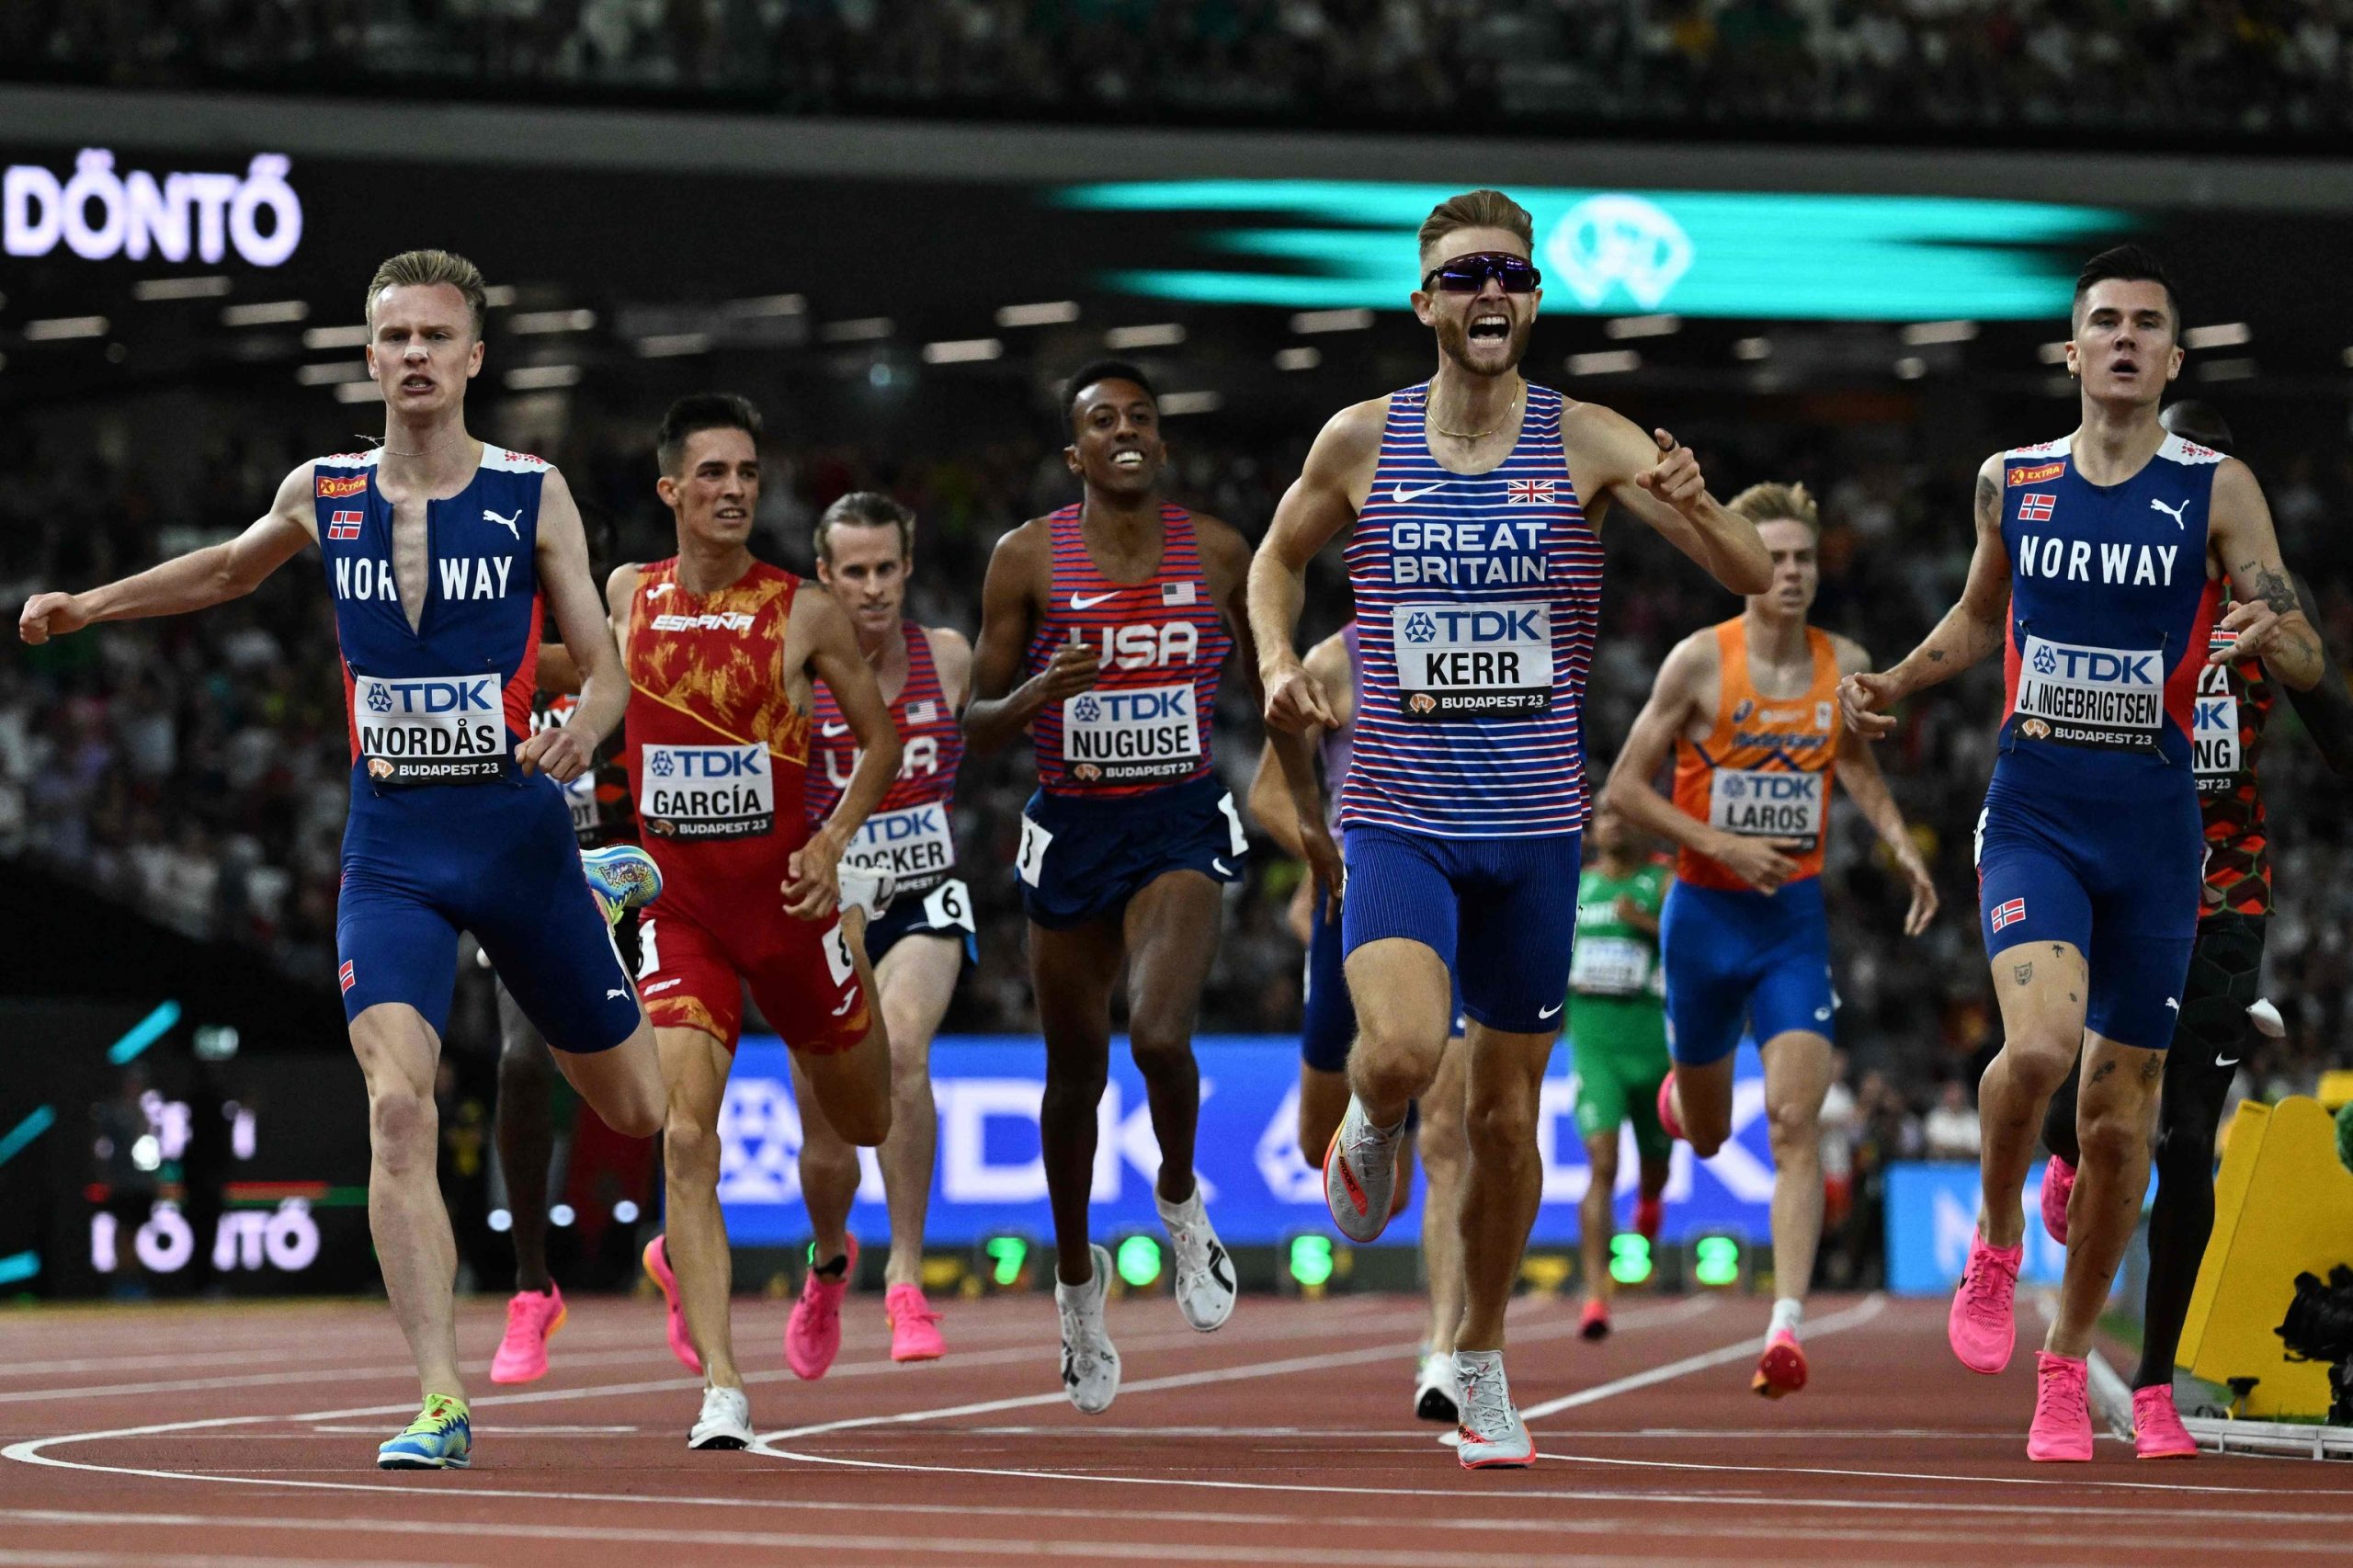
left=400, top=374, right=434, bottom=393
left=1468, top=313, right=1511, bottom=343
left=713, top=506, right=748, bottom=522
left=1111, top=449, right=1148, bottom=470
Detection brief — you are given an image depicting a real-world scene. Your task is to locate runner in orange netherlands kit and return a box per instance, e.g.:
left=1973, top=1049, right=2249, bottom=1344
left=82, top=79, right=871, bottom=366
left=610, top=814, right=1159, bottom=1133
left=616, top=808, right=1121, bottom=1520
left=617, top=394, right=902, bottom=1450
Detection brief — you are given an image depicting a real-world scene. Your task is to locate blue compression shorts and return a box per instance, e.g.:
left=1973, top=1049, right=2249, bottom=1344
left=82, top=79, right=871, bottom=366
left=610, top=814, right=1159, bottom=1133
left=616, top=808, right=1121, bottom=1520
left=1659, top=877, right=1836, bottom=1068
left=1338, top=824, right=1580, bottom=1035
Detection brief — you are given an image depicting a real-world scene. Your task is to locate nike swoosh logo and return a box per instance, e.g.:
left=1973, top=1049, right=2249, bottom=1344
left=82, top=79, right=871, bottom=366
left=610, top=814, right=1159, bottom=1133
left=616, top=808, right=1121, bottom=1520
left=2216, top=1055, right=2242, bottom=1068
left=1390, top=482, right=1453, bottom=505
left=1071, top=591, right=1122, bottom=609
left=1538, top=1003, right=1563, bottom=1019
left=821, top=722, right=850, bottom=736
left=1211, top=858, right=1233, bottom=875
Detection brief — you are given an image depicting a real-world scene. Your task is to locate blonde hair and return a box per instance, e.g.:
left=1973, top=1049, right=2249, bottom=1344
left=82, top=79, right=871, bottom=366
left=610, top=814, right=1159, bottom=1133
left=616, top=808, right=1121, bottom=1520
left=1418, top=189, right=1535, bottom=263
left=364, top=248, right=488, bottom=336
left=1728, top=482, right=1821, bottom=537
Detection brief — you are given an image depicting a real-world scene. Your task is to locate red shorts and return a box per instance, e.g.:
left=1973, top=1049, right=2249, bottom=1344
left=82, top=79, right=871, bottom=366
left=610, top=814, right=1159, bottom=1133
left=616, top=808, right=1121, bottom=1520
left=635, top=896, right=870, bottom=1056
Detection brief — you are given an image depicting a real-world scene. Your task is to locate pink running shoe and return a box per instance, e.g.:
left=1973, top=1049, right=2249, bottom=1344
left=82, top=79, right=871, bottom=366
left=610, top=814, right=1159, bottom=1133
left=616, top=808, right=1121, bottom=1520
left=489, top=1283, right=566, bottom=1384
left=1948, top=1229, right=2022, bottom=1374
left=641, top=1233, right=702, bottom=1376
left=2040, top=1155, right=2077, bottom=1245
left=1752, top=1327, right=1808, bottom=1400
left=2028, top=1351, right=2094, bottom=1461
left=787, top=1235, right=858, bottom=1381
left=2132, top=1384, right=2198, bottom=1460
left=1656, top=1073, right=1686, bottom=1142
left=1633, top=1194, right=1664, bottom=1244
left=885, top=1282, right=946, bottom=1363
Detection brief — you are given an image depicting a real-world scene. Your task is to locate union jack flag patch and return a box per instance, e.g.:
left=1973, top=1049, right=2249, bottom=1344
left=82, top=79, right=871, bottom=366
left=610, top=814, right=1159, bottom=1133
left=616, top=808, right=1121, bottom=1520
left=1506, top=478, right=1555, bottom=506
left=1990, top=897, right=2027, bottom=934
left=327, top=510, right=363, bottom=540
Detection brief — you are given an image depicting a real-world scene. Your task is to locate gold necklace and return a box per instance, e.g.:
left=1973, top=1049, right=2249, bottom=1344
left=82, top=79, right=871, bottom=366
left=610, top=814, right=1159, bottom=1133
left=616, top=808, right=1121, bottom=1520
left=1427, top=385, right=1523, bottom=441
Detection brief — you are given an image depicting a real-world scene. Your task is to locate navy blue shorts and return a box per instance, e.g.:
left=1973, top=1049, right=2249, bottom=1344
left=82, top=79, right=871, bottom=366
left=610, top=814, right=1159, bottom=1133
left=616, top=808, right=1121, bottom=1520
left=1660, top=877, right=1835, bottom=1068
left=866, top=876, right=979, bottom=969
left=337, top=776, right=638, bottom=1052
left=1302, top=894, right=1465, bottom=1073
left=1974, top=773, right=2200, bottom=1051
left=1017, top=774, right=1246, bottom=930
left=1338, top=824, right=1580, bottom=1035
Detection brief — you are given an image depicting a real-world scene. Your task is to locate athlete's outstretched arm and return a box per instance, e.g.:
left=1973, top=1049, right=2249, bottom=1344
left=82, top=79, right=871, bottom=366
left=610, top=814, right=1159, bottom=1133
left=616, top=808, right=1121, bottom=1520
left=1602, top=634, right=1808, bottom=894
left=1572, top=406, right=1771, bottom=595
left=1206, top=515, right=1340, bottom=915
left=2279, top=576, right=2353, bottom=776
left=789, top=590, right=904, bottom=921
left=18, top=463, right=315, bottom=643
left=537, top=643, right=583, bottom=695
left=1245, top=629, right=1348, bottom=858
left=2210, top=460, right=2325, bottom=690
left=1249, top=401, right=1381, bottom=733
left=962, top=521, right=1097, bottom=756
left=1826, top=639, right=1938, bottom=936
left=519, top=470, right=620, bottom=783
left=1839, top=455, right=2012, bottom=737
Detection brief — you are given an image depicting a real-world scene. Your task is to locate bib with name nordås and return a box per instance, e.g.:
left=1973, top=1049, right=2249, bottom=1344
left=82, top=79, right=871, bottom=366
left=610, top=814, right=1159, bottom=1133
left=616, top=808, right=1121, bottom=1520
left=316, top=445, right=549, bottom=789
left=1341, top=382, right=1601, bottom=839
left=1997, top=433, right=2219, bottom=776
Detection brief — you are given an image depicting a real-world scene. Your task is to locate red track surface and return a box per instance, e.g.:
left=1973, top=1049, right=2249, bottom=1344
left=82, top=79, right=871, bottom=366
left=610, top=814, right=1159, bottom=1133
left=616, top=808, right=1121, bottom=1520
left=5, top=1290, right=2350, bottom=1565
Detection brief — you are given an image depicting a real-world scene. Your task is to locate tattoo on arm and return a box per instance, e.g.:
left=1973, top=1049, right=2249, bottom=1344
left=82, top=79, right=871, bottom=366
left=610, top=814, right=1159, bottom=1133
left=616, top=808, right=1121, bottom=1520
left=2012, top=962, right=2033, bottom=986
left=1927, top=650, right=1945, bottom=663
left=2141, top=1054, right=2165, bottom=1082
left=2245, top=562, right=2299, bottom=616
left=1974, top=469, right=1999, bottom=529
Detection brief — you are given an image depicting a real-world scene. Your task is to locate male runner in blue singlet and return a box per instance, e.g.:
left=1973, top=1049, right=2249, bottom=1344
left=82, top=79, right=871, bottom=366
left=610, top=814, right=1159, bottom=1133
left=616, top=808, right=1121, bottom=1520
left=1842, top=247, right=2327, bottom=1460
left=967, top=360, right=1338, bottom=1414
left=1249, top=190, right=1772, bottom=1469
left=19, top=249, right=668, bottom=1471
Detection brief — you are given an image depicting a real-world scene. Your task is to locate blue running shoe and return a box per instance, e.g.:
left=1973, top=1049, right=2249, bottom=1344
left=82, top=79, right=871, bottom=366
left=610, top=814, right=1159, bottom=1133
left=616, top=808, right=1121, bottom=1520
left=377, top=1394, right=472, bottom=1470
left=582, top=844, right=662, bottom=926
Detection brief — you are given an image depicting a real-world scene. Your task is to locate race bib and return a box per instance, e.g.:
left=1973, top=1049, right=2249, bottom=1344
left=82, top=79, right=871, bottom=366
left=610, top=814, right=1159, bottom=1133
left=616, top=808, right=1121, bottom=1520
left=638, top=744, right=774, bottom=838
left=1708, top=767, right=1824, bottom=840
left=2192, top=657, right=2241, bottom=792
left=354, top=672, right=506, bottom=786
left=842, top=801, right=955, bottom=891
left=922, top=877, right=978, bottom=935
left=1061, top=683, right=1200, bottom=786
left=560, top=772, right=599, bottom=836
left=1016, top=814, right=1052, bottom=887
left=1569, top=935, right=1651, bottom=996
left=2012, top=634, right=2164, bottom=750
left=1391, top=602, right=1552, bottom=719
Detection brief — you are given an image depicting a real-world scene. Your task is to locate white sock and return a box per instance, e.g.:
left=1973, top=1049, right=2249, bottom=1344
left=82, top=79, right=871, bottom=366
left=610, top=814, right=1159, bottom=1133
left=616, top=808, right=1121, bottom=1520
left=1154, top=1183, right=1201, bottom=1223
left=1768, top=1298, right=1804, bottom=1341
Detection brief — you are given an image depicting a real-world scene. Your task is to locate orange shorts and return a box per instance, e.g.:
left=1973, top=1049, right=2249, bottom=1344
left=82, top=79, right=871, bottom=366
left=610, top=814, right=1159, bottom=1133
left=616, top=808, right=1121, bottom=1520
left=635, top=897, right=870, bottom=1055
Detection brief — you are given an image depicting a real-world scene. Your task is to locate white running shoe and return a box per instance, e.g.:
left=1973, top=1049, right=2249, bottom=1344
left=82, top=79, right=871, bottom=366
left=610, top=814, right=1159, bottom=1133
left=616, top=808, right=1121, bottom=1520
left=1414, top=1351, right=1461, bottom=1423
left=1055, top=1244, right=1122, bottom=1415
left=688, top=1385, right=753, bottom=1450
left=1454, top=1350, right=1533, bottom=1469
left=1155, top=1184, right=1236, bottom=1333
left=1322, top=1096, right=1404, bottom=1244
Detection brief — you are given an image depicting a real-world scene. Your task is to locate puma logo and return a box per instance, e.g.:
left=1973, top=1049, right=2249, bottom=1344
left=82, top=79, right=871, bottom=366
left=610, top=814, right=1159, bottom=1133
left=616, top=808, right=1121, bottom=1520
left=2150, top=497, right=2189, bottom=529
left=483, top=507, right=522, bottom=540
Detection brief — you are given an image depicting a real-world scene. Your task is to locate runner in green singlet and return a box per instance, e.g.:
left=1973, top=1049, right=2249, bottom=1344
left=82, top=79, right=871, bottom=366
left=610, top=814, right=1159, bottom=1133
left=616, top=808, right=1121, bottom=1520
left=1568, top=801, right=1674, bottom=1340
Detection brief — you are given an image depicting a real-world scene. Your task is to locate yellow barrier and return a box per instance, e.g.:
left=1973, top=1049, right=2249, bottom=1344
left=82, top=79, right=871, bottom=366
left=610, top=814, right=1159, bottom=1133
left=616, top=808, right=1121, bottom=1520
left=2317, top=1070, right=2353, bottom=1113
left=2180, top=1096, right=2353, bottom=1418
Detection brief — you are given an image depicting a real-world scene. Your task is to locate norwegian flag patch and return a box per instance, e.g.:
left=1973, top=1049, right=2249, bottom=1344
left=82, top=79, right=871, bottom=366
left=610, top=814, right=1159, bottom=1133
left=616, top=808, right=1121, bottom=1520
left=1991, top=898, right=2027, bottom=934
left=327, top=511, right=363, bottom=540
left=1161, top=579, right=1196, bottom=607
left=1506, top=478, right=1556, bottom=506
left=338, top=960, right=357, bottom=994
left=2018, top=494, right=2056, bottom=524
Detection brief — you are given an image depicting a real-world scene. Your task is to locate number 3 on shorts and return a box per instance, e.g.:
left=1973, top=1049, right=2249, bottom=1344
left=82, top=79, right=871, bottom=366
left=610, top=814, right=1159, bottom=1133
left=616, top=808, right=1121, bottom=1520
left=1016, top=815, right=1052, bottom=888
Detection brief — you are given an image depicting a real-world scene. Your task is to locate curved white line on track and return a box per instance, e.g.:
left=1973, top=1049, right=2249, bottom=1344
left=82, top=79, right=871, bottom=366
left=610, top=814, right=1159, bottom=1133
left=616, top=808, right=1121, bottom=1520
left=1518, top=1294, right=1887, bottom=1419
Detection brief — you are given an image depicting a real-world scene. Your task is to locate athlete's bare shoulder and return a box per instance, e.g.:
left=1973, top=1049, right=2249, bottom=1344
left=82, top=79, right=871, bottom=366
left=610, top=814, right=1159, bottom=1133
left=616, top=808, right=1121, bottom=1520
left=1657, top=625, right=1722, bottom=692
left=269, top=460, right=324, bottom=540
left=604, top=561, right=643, bottom=608
left=924, top=623, right=974, bottom=707
left=1189, top=509, right=1253, bottom=576
left=1302, top=396, right=1389, bottom=485
left=1826, top=630, right=1873, bottom=676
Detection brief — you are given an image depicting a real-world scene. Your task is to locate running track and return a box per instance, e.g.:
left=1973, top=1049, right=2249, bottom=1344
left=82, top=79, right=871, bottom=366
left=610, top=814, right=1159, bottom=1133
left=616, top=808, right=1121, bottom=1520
left=5, top=1290, right=2349, bottom=1565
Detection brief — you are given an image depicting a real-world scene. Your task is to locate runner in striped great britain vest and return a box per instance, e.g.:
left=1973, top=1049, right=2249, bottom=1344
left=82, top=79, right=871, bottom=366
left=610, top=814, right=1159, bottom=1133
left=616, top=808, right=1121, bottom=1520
left=1247, top=189, right=1772, bottom=1471
left=966, top=359, right=1338, bottom=1418
left=1839, top=246, right=2330, bottom=1462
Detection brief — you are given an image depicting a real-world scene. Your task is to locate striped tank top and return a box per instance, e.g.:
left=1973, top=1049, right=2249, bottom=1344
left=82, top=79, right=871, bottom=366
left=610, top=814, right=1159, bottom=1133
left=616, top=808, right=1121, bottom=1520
left=1339, top=382, right=1602, bottom=838
left=1024, top=502, right=1232, bottom=797
left=806, top=619, right=963, bottom=893
left=1668, top=619, right=1842, bottom=892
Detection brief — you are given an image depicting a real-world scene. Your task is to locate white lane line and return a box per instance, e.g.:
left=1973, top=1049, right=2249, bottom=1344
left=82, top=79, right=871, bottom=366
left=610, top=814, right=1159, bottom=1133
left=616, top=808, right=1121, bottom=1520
left=751, top=1297, right=1706, bottom=1444
left=304, top=1424, right=642, bottom=1436
left=1518, top=1294, right=1887, bottom=1420
left=0, top=1551, right=417, bottom=1568
left=1530, top=1445, right=2319, bottom=1496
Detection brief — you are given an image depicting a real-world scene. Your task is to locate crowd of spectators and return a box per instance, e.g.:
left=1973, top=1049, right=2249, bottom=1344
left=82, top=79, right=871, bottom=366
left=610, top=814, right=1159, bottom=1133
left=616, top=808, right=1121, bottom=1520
left=12, top=0, right=2353, bottom=143
left=7, top=385, right=2353, bottom=1142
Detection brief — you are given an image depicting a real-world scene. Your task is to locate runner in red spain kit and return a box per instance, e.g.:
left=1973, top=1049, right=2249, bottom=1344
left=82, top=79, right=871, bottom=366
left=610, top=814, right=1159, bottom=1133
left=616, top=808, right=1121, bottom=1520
left=966, top=359, right=1338, bottom=1415
left=802, top=490, right=975, bottom=1365
left=616, top=394, right=902, bottom=1451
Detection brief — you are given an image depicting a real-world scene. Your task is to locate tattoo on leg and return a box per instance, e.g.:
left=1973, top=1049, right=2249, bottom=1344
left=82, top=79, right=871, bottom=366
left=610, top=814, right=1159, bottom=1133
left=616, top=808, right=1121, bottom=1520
left=2142, top=1054, right=2165, bottom=1082
left=2012, top=962, right=2033, bottom=986
left=2089, top=1061, right=2118, bottom=1085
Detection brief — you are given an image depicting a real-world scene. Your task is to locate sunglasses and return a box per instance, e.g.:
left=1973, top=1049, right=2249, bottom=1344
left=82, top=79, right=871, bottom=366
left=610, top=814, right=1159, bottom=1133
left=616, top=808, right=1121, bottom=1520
left=1421, top=252, right=1542, bottom=294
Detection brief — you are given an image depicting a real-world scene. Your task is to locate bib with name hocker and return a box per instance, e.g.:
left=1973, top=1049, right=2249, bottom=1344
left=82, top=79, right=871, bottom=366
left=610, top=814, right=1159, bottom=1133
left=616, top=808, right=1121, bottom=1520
left=356, top=672, right=507, bottom=785
left=840, top=802, right=955, bottom=892
left=1060, top=683, right=1200, bottom=785
left=639, top=743, right=775, bottom=837
left=1391, top=602, right=1552, bottom=719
